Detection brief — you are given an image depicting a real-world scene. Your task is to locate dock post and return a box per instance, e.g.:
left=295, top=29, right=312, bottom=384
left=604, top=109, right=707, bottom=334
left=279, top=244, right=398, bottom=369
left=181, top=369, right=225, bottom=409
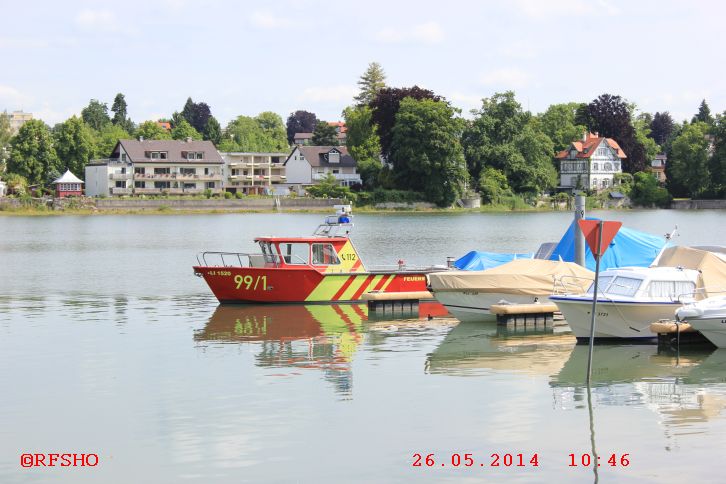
left=574, top=194, right=586, bottom=267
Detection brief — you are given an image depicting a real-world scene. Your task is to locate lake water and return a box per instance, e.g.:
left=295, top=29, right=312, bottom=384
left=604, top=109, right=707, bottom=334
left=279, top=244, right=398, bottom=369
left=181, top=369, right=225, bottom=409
left=1, top=209, right=725, bottom=483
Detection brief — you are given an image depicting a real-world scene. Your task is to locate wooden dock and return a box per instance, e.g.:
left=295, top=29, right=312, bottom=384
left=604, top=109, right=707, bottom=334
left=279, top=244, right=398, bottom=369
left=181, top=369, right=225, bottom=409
left=490, top=302, right=558, bottom=327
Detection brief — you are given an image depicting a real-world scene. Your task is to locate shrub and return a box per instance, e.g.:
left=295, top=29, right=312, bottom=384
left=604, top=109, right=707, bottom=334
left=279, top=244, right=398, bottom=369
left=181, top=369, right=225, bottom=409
left=224, top=191, right=233, bottom=199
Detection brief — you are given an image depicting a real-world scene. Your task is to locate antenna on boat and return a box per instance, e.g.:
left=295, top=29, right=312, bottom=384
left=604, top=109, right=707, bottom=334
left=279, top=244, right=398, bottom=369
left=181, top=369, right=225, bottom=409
left=650, top=225, right=679, bottom=267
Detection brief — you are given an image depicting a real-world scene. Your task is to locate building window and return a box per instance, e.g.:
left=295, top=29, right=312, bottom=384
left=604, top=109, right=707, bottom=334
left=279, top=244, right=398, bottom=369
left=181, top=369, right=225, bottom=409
left=121, top=154, right=127, bottom=162
left=614, top=162, right=620, bottom=171
left=604, top=162, right=613, bottom=171
left=196, top=152, right=203, bottom=159
left=328, top=152, right=340, bottom=163
left=183, top=183, right=196, bottom=189
left=592, top=163, right=598, bottom=171
left=135, top=181, right=144, bottom=188
left=180, top=167, right=196, bottom=176
left=154, top=167, right=170, bottom=174
left=332, top=169, right=339, bottom=174
left=115, top=181, right=125, bottom=188
left=205, top=182, right=215, bottom=189
left=151, top=152, right=159, bottom=159
left=603, top=178, right=610, bottom=188
left=592, top=178, right=598, bottom=188
left=160, top=152, right=167, bottom=159
left=154, top=181, right=171, bottom=189
left=135, top=167, right=145, bottom=175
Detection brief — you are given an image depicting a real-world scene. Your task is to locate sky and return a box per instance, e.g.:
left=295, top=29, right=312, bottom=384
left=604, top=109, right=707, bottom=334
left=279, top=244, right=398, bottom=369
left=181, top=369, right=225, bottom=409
left=2, top=0, right=725, bottom=127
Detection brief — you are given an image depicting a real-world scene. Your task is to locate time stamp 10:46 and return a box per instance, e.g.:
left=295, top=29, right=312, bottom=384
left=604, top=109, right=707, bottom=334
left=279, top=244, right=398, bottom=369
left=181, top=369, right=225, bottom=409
left=412, top=452, right=630, bottom=469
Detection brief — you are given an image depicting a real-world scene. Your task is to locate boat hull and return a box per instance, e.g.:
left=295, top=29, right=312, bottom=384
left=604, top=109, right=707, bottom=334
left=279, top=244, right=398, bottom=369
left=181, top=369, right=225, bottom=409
left=433, top=291, right=542, bottom=322
left=193, top=265, right=430, bottom=304
left=549, top=296, right=683, bottom=340
left=687, top=318, right=726, bottom=347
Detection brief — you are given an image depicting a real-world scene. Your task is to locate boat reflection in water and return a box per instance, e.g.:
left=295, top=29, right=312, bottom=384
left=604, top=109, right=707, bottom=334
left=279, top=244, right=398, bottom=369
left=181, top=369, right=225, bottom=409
left=550, top=345, right=726, bottom=438
left=426, top=321, right=576, bottom=376
left=195, top=302, right=449, bottom=396
left=195, top=304, right=370, bottom=395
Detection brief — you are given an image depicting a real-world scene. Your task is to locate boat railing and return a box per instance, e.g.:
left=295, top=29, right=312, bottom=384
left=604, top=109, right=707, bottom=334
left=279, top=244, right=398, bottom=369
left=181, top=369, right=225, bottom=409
left=196, top=251, right=283, bottom=268
left=677, top=286, right=726, bottom=303
left=367, top=264, right=448, bottom=273
left=313, top=219, right=354, bottom=237
left=552, top=275, right=595, bottom=295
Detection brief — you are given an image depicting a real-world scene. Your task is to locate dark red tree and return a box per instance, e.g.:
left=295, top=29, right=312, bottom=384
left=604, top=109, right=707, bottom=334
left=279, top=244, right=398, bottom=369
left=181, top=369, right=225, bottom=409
left=586, top=94, right=647, bottom=173
left=286, top=110, right=318, bottom=144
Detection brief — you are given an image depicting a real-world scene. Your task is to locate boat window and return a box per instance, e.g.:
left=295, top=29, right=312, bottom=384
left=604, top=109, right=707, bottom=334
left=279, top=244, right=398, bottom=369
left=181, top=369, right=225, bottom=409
left=279, top=243, right=310, bottom=265
left=259, top=242, right=279, bottom=264
left=587, top=276, right=613, bottom=294
left=311, top=243, right=341, bottom=265
left=647, top=280, right=696, bottom=299
left=605, top=276, right=642, bottom=297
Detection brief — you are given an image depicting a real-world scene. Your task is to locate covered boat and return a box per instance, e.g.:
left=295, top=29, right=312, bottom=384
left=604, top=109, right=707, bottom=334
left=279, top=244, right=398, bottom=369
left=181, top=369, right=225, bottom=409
left=427, top=259, right=594, bottom=322
left=677, top=296, right=726, bottom=347
left=550, top=246, right=726, bottom=340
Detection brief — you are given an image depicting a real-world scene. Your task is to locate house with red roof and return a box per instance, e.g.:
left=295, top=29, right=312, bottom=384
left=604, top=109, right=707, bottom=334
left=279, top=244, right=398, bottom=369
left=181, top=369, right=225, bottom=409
left=555, top=132, right=626, bottom=192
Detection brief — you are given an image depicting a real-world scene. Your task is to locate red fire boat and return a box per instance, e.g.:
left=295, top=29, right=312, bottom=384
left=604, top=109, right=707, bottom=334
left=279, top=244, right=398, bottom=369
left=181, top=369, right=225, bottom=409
left=194, top=206, right=446, bottom=304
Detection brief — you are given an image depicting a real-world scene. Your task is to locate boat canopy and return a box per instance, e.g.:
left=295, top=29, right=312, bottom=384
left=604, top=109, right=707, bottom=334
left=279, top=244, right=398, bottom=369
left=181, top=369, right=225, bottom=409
left=548, top=218, right=665, bottom=271
left=654, top=246, right=726, bottom=298
left=428, top=259, right=593, bottom=296
left=454, top=251, right=533, bottom=271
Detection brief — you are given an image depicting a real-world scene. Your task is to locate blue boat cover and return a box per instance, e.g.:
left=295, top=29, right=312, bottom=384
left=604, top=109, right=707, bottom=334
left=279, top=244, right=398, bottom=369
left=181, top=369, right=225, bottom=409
left=455, top=218, right=665, bottom=271
left=454, top=251, right=533, bottom=271
left=548, top=218, right=665, bottom=271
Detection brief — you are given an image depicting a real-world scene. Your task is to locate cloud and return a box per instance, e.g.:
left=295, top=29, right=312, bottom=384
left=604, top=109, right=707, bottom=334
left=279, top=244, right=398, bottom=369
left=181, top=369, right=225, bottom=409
left=376, top=21, right=444, bottom=44
left=75, top=9, right=119, bottom=32
left=512, top=0, right=620, bottom=18
left=297, top=85, right=357, bottom=103
left=0, top=84, right=33, bottom=108
left=480, top=68, right=531, bottom=88
left=250, top=10, right=293, bottom=29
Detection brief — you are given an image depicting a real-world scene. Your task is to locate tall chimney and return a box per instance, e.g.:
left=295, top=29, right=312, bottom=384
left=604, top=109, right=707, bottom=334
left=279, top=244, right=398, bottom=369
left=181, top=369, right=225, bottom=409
left=186, top=136, right=192, bottom=143
left=139, top=135, right=144, bottom=141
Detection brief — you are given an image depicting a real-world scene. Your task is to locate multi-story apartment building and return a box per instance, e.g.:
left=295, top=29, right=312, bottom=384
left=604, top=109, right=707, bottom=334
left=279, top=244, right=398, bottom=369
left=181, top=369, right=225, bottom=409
left=221, top=152, right=288, bottom=195
left=9, top=111, right=33, bottom=134
left=85, top=138, right=224, bottom=197
left=556, top=132, right=626, bottom=192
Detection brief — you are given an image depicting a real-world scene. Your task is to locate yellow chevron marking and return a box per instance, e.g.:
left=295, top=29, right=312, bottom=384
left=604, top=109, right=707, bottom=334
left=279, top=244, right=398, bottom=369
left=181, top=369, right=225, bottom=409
left=380, top=274, right=396, bottom=292
left=305, top=275, right=349, bottom=302
left=338, top=275, right=368, bottom=301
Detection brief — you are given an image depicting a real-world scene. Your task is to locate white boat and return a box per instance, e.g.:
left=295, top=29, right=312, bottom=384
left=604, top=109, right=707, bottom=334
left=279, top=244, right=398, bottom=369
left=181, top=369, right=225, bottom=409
left=550, top=246, right=726, bottom=340
left=427, top=259, right=593, bottom=322
left=677, top=296, right=726, bottom=347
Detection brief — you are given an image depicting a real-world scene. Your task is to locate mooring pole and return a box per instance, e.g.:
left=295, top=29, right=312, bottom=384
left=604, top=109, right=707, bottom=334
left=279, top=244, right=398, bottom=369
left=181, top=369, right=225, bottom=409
left=585, top=220, right=603, bottom=385
left=574, top=194, right=586, bottom=267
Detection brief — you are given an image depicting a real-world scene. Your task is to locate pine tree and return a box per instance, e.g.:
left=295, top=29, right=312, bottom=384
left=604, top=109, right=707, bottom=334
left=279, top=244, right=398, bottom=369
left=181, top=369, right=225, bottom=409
left=354, top=62, right=386, bottom=105
left=692, top=99, right=714, bottom=125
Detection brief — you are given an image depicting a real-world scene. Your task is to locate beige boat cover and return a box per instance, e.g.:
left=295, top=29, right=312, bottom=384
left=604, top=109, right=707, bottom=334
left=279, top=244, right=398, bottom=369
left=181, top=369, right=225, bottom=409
left=427, top=259, right=594, bottom=296
left=654, top=246, right=726, bottom=297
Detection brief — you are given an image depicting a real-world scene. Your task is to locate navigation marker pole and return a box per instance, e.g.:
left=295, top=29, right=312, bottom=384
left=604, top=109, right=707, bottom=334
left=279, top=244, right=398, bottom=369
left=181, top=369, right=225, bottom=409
left=585, top=221, right=603, bottom=385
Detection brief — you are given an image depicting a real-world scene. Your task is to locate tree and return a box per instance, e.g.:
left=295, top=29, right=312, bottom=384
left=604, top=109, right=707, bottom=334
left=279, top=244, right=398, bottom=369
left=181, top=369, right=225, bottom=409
left=692, top=99, right=714, bottom=125
left=202, top=116, right=222, bottom=146
left=344, top=105, right=381, bottom=188
left=306, top=173, right=355, bottom=200
left=478, top=167, right=510, bottom=203
left=667, top=121, right=711, bottom=198
left=630, top=171, right=671, bottom=207
left=649, top=112, right=674, bottom=146
left=135, top=120, right=172, bottom=140
left=585, top=94, right=647, bottom=173
left=370, top=86, right=442, bottom=160
left=389, top=98, right=467, bottom=207
left=180, top=97, right=212, bottom=133
left=81, top=99, right=111, bottom=131
left=354, top=62, right=386, bottom=105
left=94, top=123, right=131, bottom=158
left=286, top=110, right=318, bottom=144
left=53, top=116, right=95, bottom=175
left=7, top=119, right=59, bottom=185
left=110, top=93, right=133, bottom=132
left=633, top=113, right=659, bottom=162
left=708, top=112, right=726, bottom=197
left=255, top=112, right=289, bottom=150
left=312, top=121, right=339, bottom=146
left=461, top=91, right=530, bottom=182
left=0, top=111, right=12, bottom=169
left=171, top=119, right=202, bottom=141
left=2, top=172, right=28, bottom=196
left=510, top=122, right=557, bottom=194
left=220, top=114, right=289, bottom=152
left=538, top=102, right=587, bottom=152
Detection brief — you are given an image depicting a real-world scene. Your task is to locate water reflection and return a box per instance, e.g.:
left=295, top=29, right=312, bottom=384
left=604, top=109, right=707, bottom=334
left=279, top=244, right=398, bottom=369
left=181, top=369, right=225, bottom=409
left=195, top=305, right=370, bottom=396
left=551, top=345, right=726, bottom=441
left=426, top=321, right=576, bottom=376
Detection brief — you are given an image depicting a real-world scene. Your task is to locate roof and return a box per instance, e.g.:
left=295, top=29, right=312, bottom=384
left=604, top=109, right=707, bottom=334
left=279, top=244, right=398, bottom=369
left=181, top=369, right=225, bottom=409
left=555, top=132, right=627, bottom=160
left=53, top=170, right=84, bottom=184
left=609, top=191, right=625, bottom=199
left=294, top=132, right=314, bottom=140
left=113, top=139, right=223, bottom=164
left=327, top=121, right=347, bottom=133
left=285, top=146, right=357, bottom=167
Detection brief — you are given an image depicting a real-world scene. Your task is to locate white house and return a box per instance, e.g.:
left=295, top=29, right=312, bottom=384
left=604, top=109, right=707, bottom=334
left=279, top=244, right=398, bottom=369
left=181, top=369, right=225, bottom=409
left=0, top=180, right=6, bottom=197
left=221, top=152, right=288, bottom=195
left=85, top=138, right=224, bottom=197
left=556, top=132, right=626, bottom=191
left=284, top=146, right=361, bottom=194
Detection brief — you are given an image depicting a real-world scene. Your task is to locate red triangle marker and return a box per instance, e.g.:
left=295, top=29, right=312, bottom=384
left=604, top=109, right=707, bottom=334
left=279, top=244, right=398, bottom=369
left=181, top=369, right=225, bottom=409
left=578, top=220, right=622, bottom=257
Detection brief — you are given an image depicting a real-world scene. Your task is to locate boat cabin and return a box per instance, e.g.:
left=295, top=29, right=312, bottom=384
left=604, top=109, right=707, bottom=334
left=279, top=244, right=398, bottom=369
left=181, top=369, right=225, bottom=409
left=586, top=266, right=700, bottom=301
left=252, top=236, right=366, bottom=273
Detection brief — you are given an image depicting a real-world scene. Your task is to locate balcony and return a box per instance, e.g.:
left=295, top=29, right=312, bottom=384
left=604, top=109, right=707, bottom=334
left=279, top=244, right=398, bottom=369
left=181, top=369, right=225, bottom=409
left=132, top=188, right=222, bottom=195
left=111, top=187, right=132, bottom=195
left=134, top=173, right=222, bottom=181
left=109, top=173, right=132, bottom=181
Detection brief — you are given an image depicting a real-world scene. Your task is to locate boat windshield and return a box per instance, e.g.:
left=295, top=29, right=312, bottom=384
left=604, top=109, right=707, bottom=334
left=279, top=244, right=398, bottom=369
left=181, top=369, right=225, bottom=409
left=646, top=280, right=696, bottom=299
left=279, top=242, right=310, bottom=265
left=586, top=275, right=642, bottom=296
